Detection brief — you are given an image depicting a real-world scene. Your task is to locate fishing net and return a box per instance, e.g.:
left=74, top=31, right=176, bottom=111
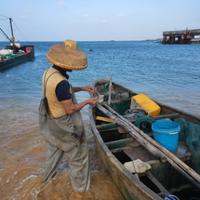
left=176, top=118, right=200, bottom=174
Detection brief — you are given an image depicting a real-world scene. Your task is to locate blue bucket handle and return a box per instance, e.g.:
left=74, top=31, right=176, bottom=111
left=164, top=194, right=180, bottom=200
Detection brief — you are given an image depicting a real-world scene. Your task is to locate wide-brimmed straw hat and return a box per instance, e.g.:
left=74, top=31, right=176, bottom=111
left=47, top=40, right=87, bottom=70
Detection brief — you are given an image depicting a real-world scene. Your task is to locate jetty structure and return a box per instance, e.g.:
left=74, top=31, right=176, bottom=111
left=162, top=28, right=200, bottom=44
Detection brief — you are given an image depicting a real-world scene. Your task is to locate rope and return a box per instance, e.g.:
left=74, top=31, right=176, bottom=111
left=13, top=20, right=28, bottom=41
left=0, top=16, right=28, bottom=42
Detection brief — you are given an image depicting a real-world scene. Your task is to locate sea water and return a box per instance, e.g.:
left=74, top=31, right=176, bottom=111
left=0, top=41, right=200, bottom=135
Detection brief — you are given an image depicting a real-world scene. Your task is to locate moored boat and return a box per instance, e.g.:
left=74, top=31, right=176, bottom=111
left=0, top=17, right=34, bottom=71
left=90, top=79, right=200, bottom=200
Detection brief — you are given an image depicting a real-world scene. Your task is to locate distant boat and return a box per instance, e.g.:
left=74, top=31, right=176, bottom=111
left=0, top=17, right=34, bottom=71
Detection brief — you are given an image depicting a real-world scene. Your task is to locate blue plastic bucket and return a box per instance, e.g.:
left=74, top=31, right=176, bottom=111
left=152, top=119, right=180, bottom=152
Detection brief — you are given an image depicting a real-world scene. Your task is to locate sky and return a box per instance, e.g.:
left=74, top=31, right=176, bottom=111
left=0, top=0, right=200, bottom=41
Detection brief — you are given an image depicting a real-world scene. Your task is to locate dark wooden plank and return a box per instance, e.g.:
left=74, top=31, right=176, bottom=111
left=111, top=146, right=131, bottom=153
left=124, top=146, right=156, bottom=162
left=146, top=172, right=169, bottom=195
left=105, top=137, right=133, bottom=150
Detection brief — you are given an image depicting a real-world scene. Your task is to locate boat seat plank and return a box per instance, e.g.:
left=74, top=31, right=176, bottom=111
left=99, top=128, right=119, bottom=133
left=97, top=123, right=117, bottom=130
left=123, top=146, right=157, bottom=162
left=111, top=146, right=131, bottom=153
left=105, top=137, right=133, bottom=150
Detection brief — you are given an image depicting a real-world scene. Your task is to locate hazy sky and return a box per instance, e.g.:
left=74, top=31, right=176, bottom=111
left=0, top=0, right=200, bottom=41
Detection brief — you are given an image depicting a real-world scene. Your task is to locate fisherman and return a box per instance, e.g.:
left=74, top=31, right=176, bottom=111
left=39, top=40, right=97, bottom=200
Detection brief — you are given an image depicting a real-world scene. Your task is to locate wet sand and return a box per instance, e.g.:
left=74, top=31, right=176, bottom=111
left=0, top=103, right=124, bottom=200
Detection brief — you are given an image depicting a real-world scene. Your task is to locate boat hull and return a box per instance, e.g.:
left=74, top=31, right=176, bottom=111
left=0, top=45, right=34, bottom=71
left=90, top=79, right=200, bottom=200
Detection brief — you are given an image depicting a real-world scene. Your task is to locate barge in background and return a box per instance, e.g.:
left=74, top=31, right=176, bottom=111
left=162, top=28, right=200, bottom=44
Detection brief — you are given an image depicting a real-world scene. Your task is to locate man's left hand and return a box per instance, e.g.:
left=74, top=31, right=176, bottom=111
left=83, top=86, right=96, bottom=93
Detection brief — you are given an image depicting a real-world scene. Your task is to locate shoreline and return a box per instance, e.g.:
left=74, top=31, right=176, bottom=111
left=0, top=110, right=124, bottom=200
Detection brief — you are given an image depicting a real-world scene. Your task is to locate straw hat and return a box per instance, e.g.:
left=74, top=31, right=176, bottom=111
left=47, top=40, right=87, bottom=70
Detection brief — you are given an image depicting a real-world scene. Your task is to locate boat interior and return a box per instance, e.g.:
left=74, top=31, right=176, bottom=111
left=93, top=80, right=200, bottom=200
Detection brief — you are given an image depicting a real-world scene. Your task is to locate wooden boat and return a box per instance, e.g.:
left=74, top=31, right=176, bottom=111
left=0, top=45, right=34, bottom=71
left=90, top=79, right=200, bottom=200
left=0, top=17, right=34, bottom=71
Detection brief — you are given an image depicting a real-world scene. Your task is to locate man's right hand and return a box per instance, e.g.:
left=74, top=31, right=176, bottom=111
left=61, top=97, right=97, bottom=114
left=87, top=97, right=97, bottom=106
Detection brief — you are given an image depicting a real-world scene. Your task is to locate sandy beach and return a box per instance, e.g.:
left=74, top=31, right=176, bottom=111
left=0, top=103, right=124, bottom=200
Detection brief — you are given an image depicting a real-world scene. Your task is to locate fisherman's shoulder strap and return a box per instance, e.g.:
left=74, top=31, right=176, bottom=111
left=42, top=69, right=60, bottom=97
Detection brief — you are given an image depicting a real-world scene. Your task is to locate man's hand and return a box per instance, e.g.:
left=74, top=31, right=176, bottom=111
left=86, top=97, right=97, bottom=106
left=82, top=86, right=96, bottom=93
left=60, top=97, right=97, bottom=114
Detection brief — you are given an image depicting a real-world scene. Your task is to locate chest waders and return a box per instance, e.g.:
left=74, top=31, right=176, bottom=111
left=39, top=70, right=90, bottom=192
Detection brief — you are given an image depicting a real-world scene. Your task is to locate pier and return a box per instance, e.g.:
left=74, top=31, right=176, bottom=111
left=162, top=29, right=200, bottom=44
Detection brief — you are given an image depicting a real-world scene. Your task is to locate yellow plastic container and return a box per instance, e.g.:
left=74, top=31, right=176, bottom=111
left=131, top=94, right=161, bottom=117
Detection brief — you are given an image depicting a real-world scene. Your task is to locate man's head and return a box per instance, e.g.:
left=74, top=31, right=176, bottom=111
left=47, top=40, right=87, bottom=70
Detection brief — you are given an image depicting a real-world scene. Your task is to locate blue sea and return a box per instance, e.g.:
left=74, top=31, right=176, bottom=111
left=0, top=41, right=200, bottom=135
